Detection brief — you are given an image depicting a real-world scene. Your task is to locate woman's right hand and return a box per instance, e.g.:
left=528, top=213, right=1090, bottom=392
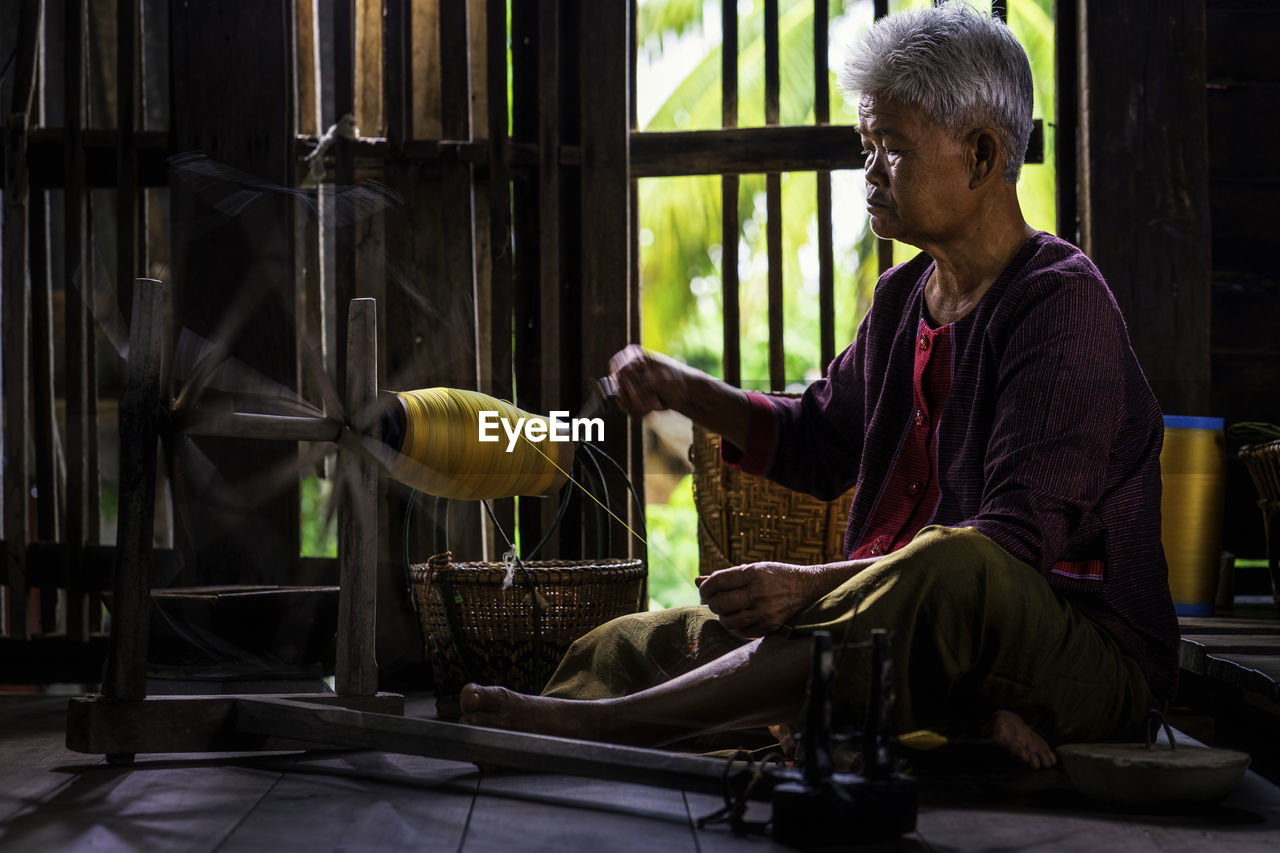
left=607, top=344, right=702, bottom=418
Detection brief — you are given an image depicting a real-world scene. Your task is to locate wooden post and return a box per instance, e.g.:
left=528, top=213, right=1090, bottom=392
left=336, top=298, right=378, bottom=696
left=1076, top=0, right=1211, bottom=414
left=721, top=0, right=740, bottom=389
left=2, top=0, right=41, bottom=640
left=578, top=0, right=631, bottom=558
left=535, top=0, right=563, bottom=556
left=2, top=113, right=32, bottom=640
left=764, top=0, right=783, bottom=391
left=103, top=279, right=164, bottom=701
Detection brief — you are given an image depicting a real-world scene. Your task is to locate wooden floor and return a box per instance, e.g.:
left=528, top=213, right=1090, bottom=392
left=3, top=694, right=1280, bottom=852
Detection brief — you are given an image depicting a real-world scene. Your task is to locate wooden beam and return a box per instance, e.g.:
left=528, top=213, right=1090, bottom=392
left=2, top=113, right=31, bottom=640
left=1055, top=0, right=1079, bottom=243
left=483, top=0, right=513, bottom=556
left=117, top=0, right=138, bottom=318
left=764, top=0, right=782, bottom=390
left=383, top=0, right=409, bottom=150
left=579, top=0, right=632, bottom=558
left=103, top=279, right=164, bottom=701
left=66, top=693, right=405, bottom=756
left=30, top=191, right=60, bottom=545
left=231, top=696, right=762, bottom=799
left=629, top=125, right=860, bottom=177
left=721, top=0, right=740, bottom=388
left=815, top=0, right=834, bottom=374
left=535, top=0, right=563, bottom=556
left=1077, top=0, right=1211, bottom=415
left=336, top=298, right=379, bottom=697
left=64, top=0, right=90, bottom=642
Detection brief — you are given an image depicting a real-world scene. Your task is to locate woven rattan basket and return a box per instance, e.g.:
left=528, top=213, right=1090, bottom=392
left=690, top=421, right=855, bottom=575
left=410, top=554, right=645, bottom=717
left=1239, top=439, right=1280, bottom=604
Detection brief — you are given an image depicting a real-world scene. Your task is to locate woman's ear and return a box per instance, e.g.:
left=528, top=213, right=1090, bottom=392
left=968, top=128, right=1002, bottom=189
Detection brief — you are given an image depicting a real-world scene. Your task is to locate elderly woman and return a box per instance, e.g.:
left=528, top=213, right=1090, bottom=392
left=461, top=4, right=1178, bottom=768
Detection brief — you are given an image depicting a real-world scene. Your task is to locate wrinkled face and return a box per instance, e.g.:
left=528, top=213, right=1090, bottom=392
left=858, top=94, right=973, bottom=247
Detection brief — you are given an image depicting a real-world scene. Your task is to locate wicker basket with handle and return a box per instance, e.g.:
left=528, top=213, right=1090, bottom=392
left=410, top=554, right=646, bottom=718
left=689, top=421, right=855, bottom=576
left=1238, top=439, right=1280, bottom=605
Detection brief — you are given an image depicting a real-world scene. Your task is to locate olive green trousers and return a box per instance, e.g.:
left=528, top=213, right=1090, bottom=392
left=543, top=525, right=1154, bottom=742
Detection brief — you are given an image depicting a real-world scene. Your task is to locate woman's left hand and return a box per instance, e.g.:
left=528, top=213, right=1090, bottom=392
left=696, top=562, right=821, bottom=638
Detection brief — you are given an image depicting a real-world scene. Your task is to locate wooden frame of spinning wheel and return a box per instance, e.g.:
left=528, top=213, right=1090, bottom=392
left=60, top=280, right=753, bottom=802
left=66, top=281, right=405, bottom=761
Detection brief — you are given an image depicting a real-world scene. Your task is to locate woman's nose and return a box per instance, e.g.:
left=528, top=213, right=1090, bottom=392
left=864, top=150, right=886, bottom=186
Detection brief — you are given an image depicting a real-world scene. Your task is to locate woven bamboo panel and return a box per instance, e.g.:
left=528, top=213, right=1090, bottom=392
left=690, top=421, right=854, bottom=576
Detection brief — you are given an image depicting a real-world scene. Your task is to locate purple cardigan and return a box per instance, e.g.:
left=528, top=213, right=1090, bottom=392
left=727, top=232, right=1180, bottom=699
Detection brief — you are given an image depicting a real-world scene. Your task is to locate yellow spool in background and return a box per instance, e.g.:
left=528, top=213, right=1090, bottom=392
left=1160, top=415, right=1225, bottom=616
left=387, top=388, right=574, bottom=501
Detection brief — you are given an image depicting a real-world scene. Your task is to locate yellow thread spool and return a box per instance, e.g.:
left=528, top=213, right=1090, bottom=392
left=386, top=388, right=574, bottom=501
left=1160, top=415, right=1225, bottom=616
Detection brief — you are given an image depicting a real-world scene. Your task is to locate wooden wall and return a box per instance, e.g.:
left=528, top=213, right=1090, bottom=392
left=1205, top=0, right=1280, bottom=558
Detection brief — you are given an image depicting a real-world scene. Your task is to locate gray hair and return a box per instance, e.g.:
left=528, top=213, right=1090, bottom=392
left=839, top=3, right=1034, bottom=183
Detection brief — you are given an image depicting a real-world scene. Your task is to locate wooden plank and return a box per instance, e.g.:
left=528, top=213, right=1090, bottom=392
left=721, top=0, right=740, bottom=388
left=30, top=191, right=60, bottom=546
left=630, top=124, right=859, bottom=178
left=296, top=0, right=320, bottom=138
left=722, top=176, right=741, bottom=388
left=64, top=0, right=90, bottom=642
left=1203, top=654, right=1280, bottom=702
left=482, top=0, right=514, bottom=557
left=2, top=113, right=31, bottom=641
left=117, top=0, right=138, bottom=318
left=1178, top=613, right=1280, bottom=634
left=0, top=698, right=101, bottom=824
left=468, top=774, right=699, bottom=852
left=356, top=0, right=383, bottom=137
left=535, top=0, right=563, bottom=557
left=336, top=298, right=379, bottom=697
left=817, top=171, right=835, bottom=373
left=103, top=279, right=164, bottom=701
left=232, top=697, right=750, bottom=797
left=1077, top=0, right=1211, bottom=415
left=334, top=0, right=357, bottom=393
left=1, top=3, right=40, bottom=640
left=1054, top=0, right=1079, bottom=242
left=383, top=0, right=409, bottom=150
left=766, top=171, right=784, bottom=390
left=411, top=0, right=441, bottom=141
left=579, top=0, right=632, bottom=557
left=814, top=0, right=834, bottom=374
left=222, top=753, right=477, bottom=852
left=509, top=0, right=539, bottom=554
left=66, top=693, right=405, bottom=755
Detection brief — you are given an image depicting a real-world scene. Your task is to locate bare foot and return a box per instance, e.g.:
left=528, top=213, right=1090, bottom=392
left=991, top=709, right=1056, bottom=769
left=458, top=684, right=605, bottom=742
